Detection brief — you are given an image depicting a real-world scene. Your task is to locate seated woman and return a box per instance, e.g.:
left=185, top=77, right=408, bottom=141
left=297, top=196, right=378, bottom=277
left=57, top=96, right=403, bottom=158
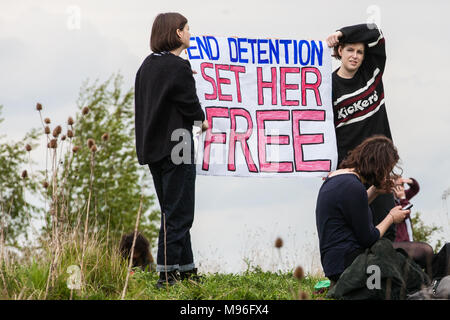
left=391, top=176, right=434, bottom=278
left=315, top=135, right=410, bottom=284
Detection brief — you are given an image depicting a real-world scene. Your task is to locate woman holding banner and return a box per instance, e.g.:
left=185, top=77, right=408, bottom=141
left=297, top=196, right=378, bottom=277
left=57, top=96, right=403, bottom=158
left=326, top=23, right=397, bottom=241
left=134, top=12, right=207, bottom=289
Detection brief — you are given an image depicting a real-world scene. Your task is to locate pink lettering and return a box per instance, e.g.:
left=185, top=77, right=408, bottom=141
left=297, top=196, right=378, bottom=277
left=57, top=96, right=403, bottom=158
left=228, top=108, right=258, bottom=172
left=215, top=64, right=232, bottom=101
left=229, top=65, right=245, bottom=103
left=280, top=67, right=300, bottom=106
left=301, top=67, right=322, bottom=106
left=257, top=67, right=277, bottom=105
left=201, top=62, right=217, bottom=100
left=256, top=110, right=293, bottom=173
left=292, top=110, right=330, bottom=172
left=203, top=107, right=229, bottom=171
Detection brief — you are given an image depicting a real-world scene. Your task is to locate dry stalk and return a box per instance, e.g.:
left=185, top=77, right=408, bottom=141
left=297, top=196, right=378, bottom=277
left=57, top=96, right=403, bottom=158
left=37, top=109, right=51, bottom=200
left=80, top=149, right=96, bottom=293
left=120, top=194, right=144, bottom=300
left=43, top=249, right=54, bottom=299
left=106, top=210, right=111, bottom=249
left=93, top=198, right=98, bottom=233
left=16, top=286, right=26, bottom=300
left=73, top=201, right=84, bottom=241
left=44, top=144, right=61, bottom=299
left=0, top=200, right=8, bottom=297
left=104, top=180, right=110, bottom=249
left=20, top=171, right=41, bottom=252
left=57, top=142, right=76, bottom=230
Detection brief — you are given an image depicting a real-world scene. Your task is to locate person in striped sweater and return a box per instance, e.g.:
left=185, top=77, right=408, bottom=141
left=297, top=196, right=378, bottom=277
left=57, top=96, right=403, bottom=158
left=326, top=23, right=396, bottom=241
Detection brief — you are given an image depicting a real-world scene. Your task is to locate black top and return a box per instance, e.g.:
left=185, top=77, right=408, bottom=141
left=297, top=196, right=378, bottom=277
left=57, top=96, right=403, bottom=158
left=134, top=52, right=205, bottom=165
left=315, top=173, right=380, bottom=278
left=332, top=23, right=392, bottom=166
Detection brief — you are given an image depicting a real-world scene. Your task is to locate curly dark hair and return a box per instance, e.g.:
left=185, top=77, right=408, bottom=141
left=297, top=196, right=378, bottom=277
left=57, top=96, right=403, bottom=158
left=339, top=135, right=401, bottom=192
left=119, top=232, right=154, bottom=271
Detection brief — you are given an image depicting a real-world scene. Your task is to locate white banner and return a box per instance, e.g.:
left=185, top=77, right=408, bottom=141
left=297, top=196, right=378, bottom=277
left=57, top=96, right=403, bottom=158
left=188, top=35, right=337, bottom=177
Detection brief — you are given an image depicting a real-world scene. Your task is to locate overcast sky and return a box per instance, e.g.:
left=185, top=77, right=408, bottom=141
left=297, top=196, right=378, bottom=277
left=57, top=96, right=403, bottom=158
left=1, top=0, right=449, bottom=275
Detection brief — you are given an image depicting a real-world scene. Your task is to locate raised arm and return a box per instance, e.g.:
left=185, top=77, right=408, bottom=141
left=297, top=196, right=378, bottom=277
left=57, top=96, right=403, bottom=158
left=338, top=23, right=386, bottom=73
left=404, top=178, right=420, bottom=201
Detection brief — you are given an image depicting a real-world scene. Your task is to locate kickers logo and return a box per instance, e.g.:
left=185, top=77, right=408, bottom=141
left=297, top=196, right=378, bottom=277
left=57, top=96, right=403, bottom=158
left=337, top=90, right=379, bottom=120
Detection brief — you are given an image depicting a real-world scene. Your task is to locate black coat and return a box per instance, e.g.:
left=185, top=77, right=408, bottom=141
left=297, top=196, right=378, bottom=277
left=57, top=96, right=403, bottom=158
left=134, top=52, right=205, bottom=165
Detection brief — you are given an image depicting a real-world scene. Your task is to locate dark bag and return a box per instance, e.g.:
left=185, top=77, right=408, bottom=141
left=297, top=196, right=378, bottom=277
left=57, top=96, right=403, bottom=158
left=432, top=243, right=450, bottom=280
left=327, top=238, right=430, bottom=300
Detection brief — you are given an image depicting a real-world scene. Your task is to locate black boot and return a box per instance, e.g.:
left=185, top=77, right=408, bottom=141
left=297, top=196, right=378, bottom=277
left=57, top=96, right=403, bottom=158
left=180, top=268, right=203, bottom=283
left=156, top=270, right=179, bottom=289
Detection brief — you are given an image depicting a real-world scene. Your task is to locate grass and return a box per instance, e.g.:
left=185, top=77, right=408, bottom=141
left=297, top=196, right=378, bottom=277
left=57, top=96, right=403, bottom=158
left=124, top=267, right=328, bottom=300
left=0, top=101, right=330, bottom=301
left=0, top=231, right=329, bottom=300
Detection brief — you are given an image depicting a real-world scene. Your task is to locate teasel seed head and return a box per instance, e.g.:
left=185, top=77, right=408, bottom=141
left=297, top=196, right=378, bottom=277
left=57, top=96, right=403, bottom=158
left=52, top=125, right=62, bottom=138
left=82, top=106, right=90, bottom=115
left=36, top=103, right=43, bottom=111
left=61, top=135, right=66, bottom=141
left=44, top=126, right=50, bottom=135
left=101, top=132, right=110, bottom=142
left=67, top=129, right=74, bottom=138
left=87, top=138, right=95, bottom=149
left=293, top=266, right=304, bottom=281
left=72, top=146, right=80, bottom=153
left=43, top=181, right=49, bottom=189
left=49, top=139, right=57, bottom=149
left=298, top=290, right=309, bottom=300
left=25, top=144, right=32, bottom=152
left=44, top=118, right=51, bottom=124
left=67, top=116, right=74, bottom=126
left=275, top=237, right=283, bottom=249
left=90, top=144, right=97, bottom=153
left=21, top=170, right=28, bottom=179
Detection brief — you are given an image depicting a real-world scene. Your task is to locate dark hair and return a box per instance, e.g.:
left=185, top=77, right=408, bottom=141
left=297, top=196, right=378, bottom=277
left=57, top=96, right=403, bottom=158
left=150, top=12, right=188, bottom=53
left=119, top=232, right=154, bottom=271
left=332, top=42, right=367, bottom=60
left=339, top=135, right=400, bottom=191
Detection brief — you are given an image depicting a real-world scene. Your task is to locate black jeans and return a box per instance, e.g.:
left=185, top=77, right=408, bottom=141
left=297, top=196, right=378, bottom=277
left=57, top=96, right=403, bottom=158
left=149, top=155, right=196, bottom=273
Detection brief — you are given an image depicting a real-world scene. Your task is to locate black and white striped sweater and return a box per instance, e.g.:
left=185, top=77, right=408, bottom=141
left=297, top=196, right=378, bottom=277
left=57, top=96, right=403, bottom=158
left=332, top=23, right=392, bottom=165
